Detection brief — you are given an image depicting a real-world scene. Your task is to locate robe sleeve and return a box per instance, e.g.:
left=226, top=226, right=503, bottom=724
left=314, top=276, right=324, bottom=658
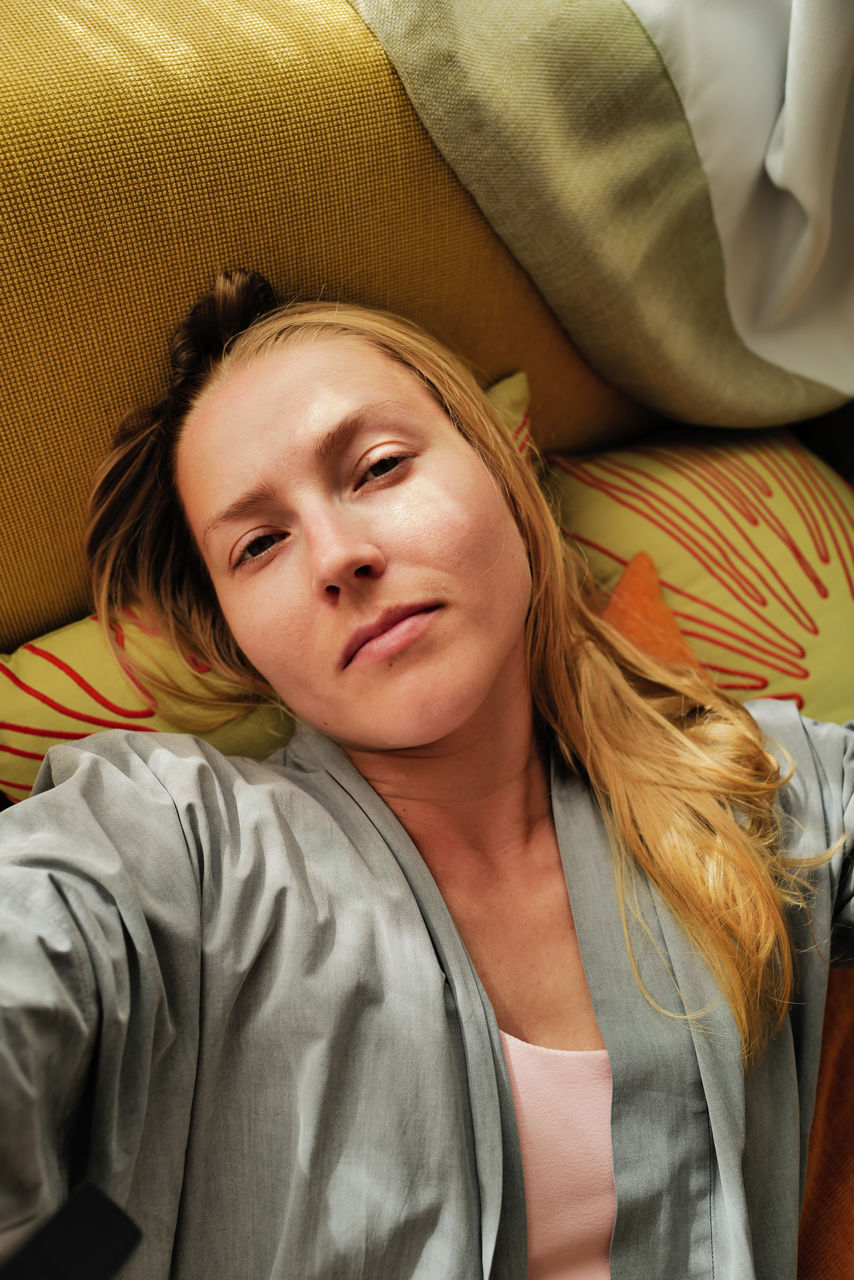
left=747, top=700, right=854, bottom=961
left=0, top=733, right=203, bottom=1261
left=802, top=714, right=854, bottom=962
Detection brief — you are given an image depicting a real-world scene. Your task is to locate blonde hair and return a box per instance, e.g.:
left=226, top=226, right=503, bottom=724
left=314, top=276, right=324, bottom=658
left=87, top=270, right=803, bottom=1063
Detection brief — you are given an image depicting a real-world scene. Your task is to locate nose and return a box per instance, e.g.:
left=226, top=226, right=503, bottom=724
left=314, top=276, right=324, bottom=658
left=307, top=509, right=387, bottom=598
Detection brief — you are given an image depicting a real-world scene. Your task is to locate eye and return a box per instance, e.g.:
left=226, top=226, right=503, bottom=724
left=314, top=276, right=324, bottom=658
left=234, top=531, right=286, bottom=569
left=360, top=454, right=409, bottom=485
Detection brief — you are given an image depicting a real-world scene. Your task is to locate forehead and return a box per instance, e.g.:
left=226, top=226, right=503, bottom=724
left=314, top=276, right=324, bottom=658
left=174, top=335, right=458, bottom=530
left=183, top=335, right=441, bottom=452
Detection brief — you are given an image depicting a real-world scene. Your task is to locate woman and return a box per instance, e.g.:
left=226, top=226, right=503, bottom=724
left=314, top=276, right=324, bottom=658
left=0, top=270, right=851, bottom=1279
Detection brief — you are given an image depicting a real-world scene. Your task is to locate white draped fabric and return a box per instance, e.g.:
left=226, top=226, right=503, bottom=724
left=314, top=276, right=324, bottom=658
left=628, top=0, right=854, bottom=392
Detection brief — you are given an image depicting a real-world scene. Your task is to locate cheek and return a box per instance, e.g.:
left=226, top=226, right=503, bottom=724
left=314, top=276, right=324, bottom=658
left=478, top=495, right=533, bottom=626
left=215, top=580, right=315, bottom=689
left=410, top=466, right=521, bottom=567
left=450, top=480, right=531, bottom=598
left=498, top=529, right=534, bottom=628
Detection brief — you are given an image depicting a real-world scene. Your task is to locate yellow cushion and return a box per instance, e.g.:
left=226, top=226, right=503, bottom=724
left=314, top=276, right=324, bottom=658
left=548, top=429, right=854, bottom=724
left=0, top=617, right=293, bottom=800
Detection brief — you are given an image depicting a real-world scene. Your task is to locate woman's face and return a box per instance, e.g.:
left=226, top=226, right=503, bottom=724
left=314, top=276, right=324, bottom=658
left=176, top=336, right=532, bottom=753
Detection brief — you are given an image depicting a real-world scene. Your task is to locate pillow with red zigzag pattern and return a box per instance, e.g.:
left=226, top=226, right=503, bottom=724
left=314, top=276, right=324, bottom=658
left=0, top=615, right=294, bottom=805
left=548, top=427, right=854, bottom=725
left=3, top=394, right=853, bottom=804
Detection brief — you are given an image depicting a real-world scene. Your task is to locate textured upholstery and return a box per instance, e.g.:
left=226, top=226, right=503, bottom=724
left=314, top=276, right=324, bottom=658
left=0, top=0, right=636, bottom=654
left=351, top=0, right=847, bottom=425
left=549, top=429, right=854, bottom=724
left=1, top=7, right=850, bottom=1272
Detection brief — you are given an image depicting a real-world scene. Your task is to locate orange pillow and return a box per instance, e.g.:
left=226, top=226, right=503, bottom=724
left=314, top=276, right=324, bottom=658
left=599, top=550, right=699, bottom=668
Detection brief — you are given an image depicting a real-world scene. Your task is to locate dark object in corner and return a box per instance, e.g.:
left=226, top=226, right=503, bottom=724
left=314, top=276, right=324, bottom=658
left=797, top=399, right=854, bottom=487
left=0, top=1185, right=141, bottom=1279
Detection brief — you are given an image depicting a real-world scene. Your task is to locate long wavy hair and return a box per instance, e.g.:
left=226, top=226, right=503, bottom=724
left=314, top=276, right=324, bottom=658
left=87, top=269, right=804, bottom=1064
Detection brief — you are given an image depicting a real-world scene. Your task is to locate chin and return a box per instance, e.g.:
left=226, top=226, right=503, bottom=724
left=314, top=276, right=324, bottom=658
left=328, top=696, right=493, bottom=756
left=327, top=722, right=449, bottom=755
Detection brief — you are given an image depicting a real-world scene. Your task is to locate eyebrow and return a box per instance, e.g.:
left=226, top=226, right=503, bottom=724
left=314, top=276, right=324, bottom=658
left=201, top=402, right=399, bottom=547
left=202, top=481, right=279, bottom=547
left=311, top=402, right=395, bottom=466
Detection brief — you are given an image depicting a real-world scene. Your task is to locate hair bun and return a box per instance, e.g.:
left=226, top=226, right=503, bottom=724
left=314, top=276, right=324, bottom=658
left=169, top=269, right=279, bottom=393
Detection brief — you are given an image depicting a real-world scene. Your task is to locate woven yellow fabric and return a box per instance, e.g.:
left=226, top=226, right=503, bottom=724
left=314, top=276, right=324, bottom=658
left=0, top=0, right=634, bottom=654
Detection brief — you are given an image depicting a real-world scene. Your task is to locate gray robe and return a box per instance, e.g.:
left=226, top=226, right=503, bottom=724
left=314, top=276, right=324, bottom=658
left=0, top=699, right=851, bottom=1279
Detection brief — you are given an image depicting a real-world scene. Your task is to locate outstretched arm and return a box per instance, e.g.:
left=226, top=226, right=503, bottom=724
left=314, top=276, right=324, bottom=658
left=0, top=734, right=202, bottom=1265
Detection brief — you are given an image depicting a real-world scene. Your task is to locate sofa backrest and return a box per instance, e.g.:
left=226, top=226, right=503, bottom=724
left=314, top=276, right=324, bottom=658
left=0, top=0, right=639, bottom=654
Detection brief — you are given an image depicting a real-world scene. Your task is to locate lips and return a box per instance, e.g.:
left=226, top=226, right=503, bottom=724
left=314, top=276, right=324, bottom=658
left=342, top=604, right=440, bottom=668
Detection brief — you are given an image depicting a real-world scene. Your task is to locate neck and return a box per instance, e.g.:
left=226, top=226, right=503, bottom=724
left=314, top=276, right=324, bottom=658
left=344, top=692, right=552, bottom=876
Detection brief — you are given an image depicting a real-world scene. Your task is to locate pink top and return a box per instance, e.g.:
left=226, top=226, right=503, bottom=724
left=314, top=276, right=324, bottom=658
left=500, top=1030, right=616, bottom=1280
